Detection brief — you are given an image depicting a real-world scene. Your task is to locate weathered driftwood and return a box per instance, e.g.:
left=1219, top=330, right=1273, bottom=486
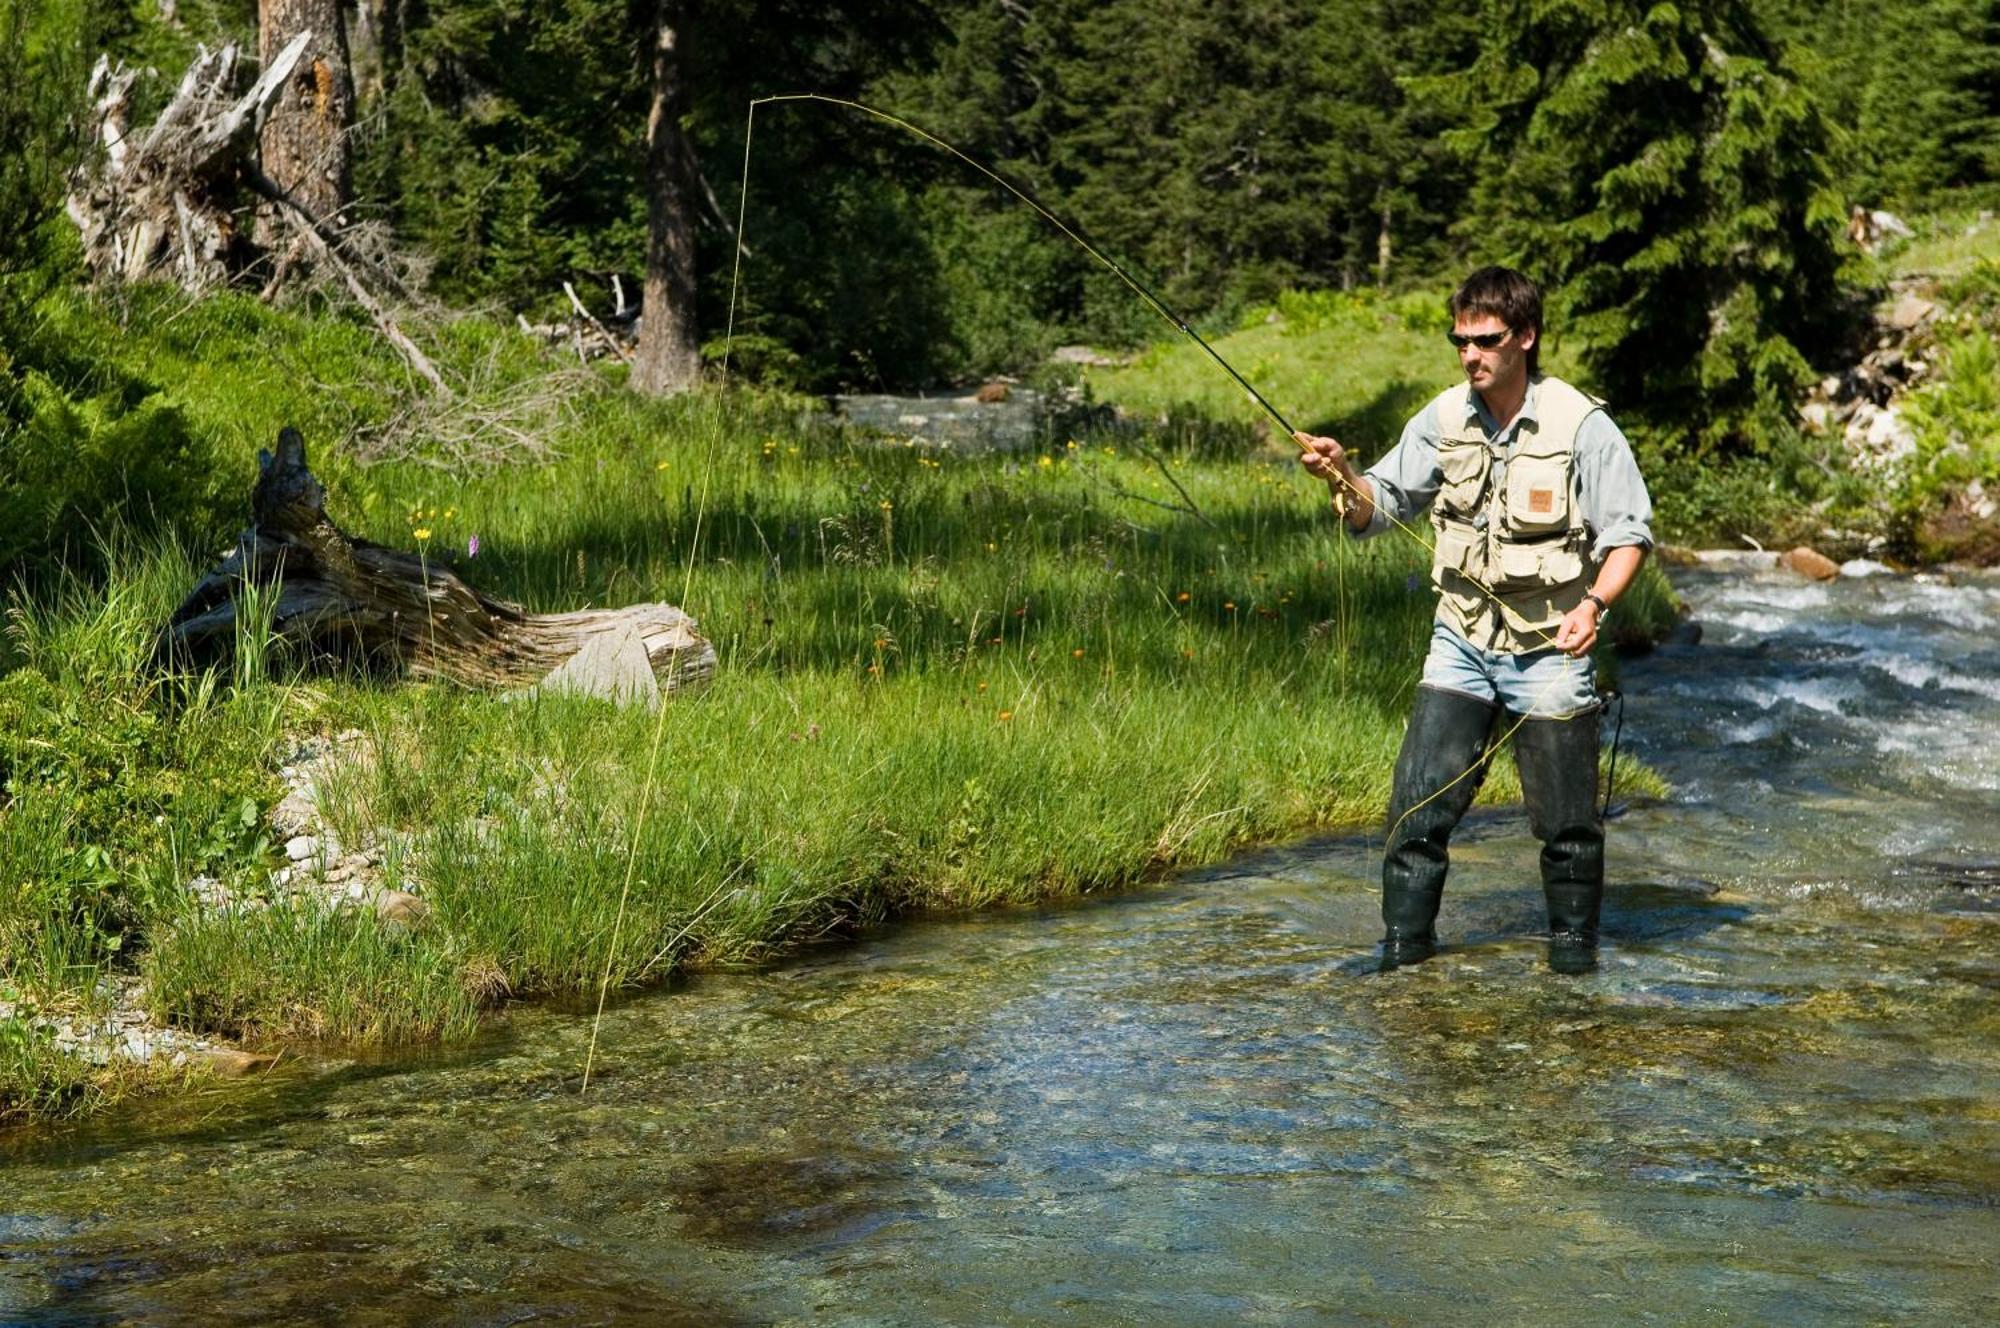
left=68, top=33, right=443, bottom=390
left=160, top=428, right=716, bottom=695
left=515, top=275, right=639, bottom=364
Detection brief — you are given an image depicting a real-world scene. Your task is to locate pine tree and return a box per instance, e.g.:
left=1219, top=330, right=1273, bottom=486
left=1427, top=0, right=1851, bottom=452
left=1854, top=1, right=2000, bottom=204
left=1752, top=0, right=2000, bottom=208
left=632, top=0, right=700, bottom=396
left=1308, top=2, right=1482, bottom=289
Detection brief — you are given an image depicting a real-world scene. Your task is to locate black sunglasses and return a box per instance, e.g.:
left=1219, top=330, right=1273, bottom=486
left=1445, top=328, right=1514, bottom=350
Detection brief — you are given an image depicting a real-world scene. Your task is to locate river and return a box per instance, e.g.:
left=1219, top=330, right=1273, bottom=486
left=3, top=566, right=1996, bottom=1325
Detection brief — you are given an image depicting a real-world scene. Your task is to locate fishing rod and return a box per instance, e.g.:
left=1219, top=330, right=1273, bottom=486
left=731, top=95, right=1595, bottom=829
left=577, top=98, right=1607, bottom=1089
left=746, top=94, right=1306, bottom=445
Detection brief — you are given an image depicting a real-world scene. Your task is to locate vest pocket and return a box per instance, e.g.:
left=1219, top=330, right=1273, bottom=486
left=1436, top=437, right=1487, bottom=516
left=1504, top=439, right=1571, bottom=535
left=1431, top=525, right=1483, bottom=579
left=1495, top=540, right=1582, bottom=591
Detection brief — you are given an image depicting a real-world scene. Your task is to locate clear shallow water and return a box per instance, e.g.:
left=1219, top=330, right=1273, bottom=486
left=3, top=569, right=1997, bottom=1325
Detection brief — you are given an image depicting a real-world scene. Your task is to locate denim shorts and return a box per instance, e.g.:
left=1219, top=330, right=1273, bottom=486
left=1417, top=621, right=1600, bottom=717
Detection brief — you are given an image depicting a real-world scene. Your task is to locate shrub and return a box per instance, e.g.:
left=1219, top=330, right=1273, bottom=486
left=0, top=372, right=237, bottom=575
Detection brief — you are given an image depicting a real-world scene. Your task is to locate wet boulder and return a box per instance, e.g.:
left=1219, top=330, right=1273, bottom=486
left=1779, top=547, right=1841, bottom=581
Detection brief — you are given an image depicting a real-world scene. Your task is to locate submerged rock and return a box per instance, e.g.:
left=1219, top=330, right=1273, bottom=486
left=194, top=1047, right=278, bottom=1078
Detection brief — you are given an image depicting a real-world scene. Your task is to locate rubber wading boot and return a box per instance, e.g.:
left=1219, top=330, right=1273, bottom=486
left=1379, top=687, right=1499, bottom=969
left=1512, top=707, right=1605, bottom=975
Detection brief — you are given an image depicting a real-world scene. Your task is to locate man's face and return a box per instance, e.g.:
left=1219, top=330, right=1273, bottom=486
left=1451, top=312, right=1535, bottom=398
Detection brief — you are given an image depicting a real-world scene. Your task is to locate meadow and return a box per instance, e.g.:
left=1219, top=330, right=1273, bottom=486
left=0, top=287, right=1678, bottom=1123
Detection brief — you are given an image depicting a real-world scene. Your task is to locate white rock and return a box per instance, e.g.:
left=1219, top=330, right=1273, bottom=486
left=1888, top=291, right=1935, bottom=330
left=284, top=834, right=321, bottom=863
left=1840, top=559, right=1893, bottom=577
left=1864, top=406, right=1915, bottom=463
left=1871, top=209, right=1914, bottom=239
left=527, top=624, right=660, bottom=710
left=1967, top=478, right=1995, bottom=520
left=1693, top=549, right=1780, bottom=570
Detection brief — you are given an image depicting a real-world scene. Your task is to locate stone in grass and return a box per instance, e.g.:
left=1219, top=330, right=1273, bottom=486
left=520, top=623, right=660, bottom=710
left=1779, top=547, right=1840, bottom=581
left=375, top=890, right=430, bottom=930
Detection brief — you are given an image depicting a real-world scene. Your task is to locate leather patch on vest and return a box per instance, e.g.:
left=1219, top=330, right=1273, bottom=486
left=1527, top=487, right=1555, bottom=514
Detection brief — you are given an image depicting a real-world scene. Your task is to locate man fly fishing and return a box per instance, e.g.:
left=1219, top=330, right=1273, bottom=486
left=1295, top=267, right=1653, bottom=974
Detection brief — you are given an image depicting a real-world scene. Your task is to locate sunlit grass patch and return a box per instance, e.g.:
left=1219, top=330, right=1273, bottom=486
left=146, top=902, right=484, bottom=1045
left=1, top=1017, right=113, bottom=1126
left=1, top=292, right=1682, bottom=1123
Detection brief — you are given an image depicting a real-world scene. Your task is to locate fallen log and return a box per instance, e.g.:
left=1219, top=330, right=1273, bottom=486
left=159, top=428, right=715, bottom=699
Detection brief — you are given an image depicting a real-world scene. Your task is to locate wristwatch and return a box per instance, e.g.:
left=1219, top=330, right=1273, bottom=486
left=1582, top=591, right=1609, bottom=617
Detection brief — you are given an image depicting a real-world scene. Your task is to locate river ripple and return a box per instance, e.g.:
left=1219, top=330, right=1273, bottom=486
left=2, top=568, right=1996, bottom=1325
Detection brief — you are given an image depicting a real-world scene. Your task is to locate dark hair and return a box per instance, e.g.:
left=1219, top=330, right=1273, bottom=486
left=1448, top=266, right=1543, bottom=377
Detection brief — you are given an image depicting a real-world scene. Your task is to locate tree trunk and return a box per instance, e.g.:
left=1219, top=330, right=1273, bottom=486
left=257, top=0, right=354, bottom=228
left=159, top=428, right=716, bottom=698
left=345, top=0, right=403, bottom=108
left=1376, top=197, right=1392, bottom=287
left=631, top=1, right=701, bottom=396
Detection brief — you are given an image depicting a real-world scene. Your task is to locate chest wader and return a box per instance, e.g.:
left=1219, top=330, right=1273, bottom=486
left=1512, top=709, right=1605, bottom=973
left=1380, top=687, right=1499, bottom=969
left=1378, top=378, right=1607, bottom=972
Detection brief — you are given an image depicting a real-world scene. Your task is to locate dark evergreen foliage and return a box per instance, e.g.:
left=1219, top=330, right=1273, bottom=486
left=356, top=0, right=949, bottom=385
left=1427, top=0, right=1851, bottom=451
left=1762, top=0, right=2000, bottom=207
left=35, top=0, right=2000, bottom=406
left=0, top=0, right=100, bottom=342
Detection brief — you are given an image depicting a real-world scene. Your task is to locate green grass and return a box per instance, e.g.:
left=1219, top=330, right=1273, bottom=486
left=1883, top=208, right=2000, bottom=281
left=1, top=288, right=1677, bottom=1121
left=1082, top=285, right=1595, bottom=457
left=1, top=1014, right=111, bottom=1126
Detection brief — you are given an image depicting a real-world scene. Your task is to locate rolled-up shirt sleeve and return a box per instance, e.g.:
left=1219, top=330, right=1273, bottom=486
left=1575, top=412, right=1654, bottom=559
left=1352, top=399, right=1443, bottom=539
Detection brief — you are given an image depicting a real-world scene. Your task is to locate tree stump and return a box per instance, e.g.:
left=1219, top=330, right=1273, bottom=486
left=159, top=428, right=716, bottom=697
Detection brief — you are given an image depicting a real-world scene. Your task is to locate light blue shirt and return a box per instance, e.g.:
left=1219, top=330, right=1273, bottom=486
left=1354, top=377, right=1654, bottom=561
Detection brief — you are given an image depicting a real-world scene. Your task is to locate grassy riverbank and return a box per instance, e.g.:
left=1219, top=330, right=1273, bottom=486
left=0, top=290, right=1678, bottom=1124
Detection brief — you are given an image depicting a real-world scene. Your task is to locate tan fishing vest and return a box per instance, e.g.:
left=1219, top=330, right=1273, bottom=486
left=1429, top=375, right=1599, bottom=653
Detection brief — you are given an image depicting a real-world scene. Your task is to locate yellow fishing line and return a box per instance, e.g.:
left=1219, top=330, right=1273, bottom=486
left=580, top=115, right=752, bottom=1093
left=745, top=93, right=1572, bottom=656
left=578, top=93, right=1614, bottom=1075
